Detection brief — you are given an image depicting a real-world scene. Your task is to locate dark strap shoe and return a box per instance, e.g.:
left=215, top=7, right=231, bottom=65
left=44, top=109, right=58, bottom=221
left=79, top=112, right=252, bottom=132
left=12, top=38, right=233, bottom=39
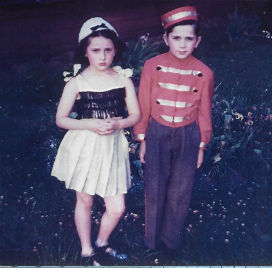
left=94, top=244, right=128, bottom=265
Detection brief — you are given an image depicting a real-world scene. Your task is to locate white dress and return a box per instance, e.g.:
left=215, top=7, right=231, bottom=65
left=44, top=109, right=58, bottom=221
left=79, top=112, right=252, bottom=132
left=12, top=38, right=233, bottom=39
left=51, top=70, right=131, bottom=197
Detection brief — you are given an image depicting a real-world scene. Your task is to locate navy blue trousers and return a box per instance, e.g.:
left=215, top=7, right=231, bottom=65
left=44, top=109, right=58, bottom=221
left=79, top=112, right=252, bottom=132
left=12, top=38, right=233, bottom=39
left=144, top=118, right=200, bottom=249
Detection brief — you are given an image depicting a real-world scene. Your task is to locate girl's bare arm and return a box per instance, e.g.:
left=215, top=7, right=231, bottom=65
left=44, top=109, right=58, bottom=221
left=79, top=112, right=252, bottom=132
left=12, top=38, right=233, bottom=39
left=56, top=78, right=113, bottom=134
left=106, top=77, right=141, bottom=130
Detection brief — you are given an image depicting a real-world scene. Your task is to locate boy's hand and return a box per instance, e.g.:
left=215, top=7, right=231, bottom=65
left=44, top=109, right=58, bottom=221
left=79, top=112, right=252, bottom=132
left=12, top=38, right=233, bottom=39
left=197, top=149, right=204, bottom=168
left=139, top=140, right=146, bottom=164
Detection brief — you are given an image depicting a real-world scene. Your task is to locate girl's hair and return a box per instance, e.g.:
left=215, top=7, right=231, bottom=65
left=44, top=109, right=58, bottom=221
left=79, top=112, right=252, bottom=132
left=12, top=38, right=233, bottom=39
left=165, top=20, right=200, bottom=37
left=75, top=29, right=126, bottom=65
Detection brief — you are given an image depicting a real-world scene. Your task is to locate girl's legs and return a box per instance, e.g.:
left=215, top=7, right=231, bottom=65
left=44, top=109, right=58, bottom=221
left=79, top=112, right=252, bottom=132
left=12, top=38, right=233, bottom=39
left=74, top=191, right=94, bottom=256
left=96, top=194, right=125, bottom=247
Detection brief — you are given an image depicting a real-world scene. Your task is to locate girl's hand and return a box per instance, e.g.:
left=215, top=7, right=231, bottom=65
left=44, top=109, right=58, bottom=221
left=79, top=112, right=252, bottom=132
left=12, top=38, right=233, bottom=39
left=105, top=116, right=122, bottom=132
left=197, top=149, right=204, bottom=168
left=86, top=119, right=114, bottom=135
left=139, top=140, right=146, bottom=164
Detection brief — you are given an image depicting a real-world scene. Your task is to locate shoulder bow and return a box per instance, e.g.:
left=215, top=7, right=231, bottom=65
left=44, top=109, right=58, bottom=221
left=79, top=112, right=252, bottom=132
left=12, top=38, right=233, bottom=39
left=112, top=66, right=133, bottom=78
left=63, top=64, right=81, bottom=82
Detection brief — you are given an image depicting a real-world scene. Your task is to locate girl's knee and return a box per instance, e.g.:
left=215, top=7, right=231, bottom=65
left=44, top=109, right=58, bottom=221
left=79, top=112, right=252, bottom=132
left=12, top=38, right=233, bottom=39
left=107, top=204, right=125, bottom=217
left=76, top=192, right=93, bottom=208
left=104, top=194, right=125, bottom=217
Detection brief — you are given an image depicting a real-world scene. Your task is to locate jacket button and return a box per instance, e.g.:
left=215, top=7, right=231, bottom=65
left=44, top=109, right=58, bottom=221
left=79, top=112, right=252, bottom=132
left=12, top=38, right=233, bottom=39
left=193, top=88, right=198, bottom=93
left=156, top=66, right=161, bottom=70
left=198, top=73, right=203, bottom=77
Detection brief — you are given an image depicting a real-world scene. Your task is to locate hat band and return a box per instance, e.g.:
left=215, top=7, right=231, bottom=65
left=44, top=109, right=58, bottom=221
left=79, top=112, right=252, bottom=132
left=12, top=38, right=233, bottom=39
left=93, top=26, right=108, bottom=32
left=90, top=23, right=110, bottom=33
left=162, top=11, right=197, bottom=26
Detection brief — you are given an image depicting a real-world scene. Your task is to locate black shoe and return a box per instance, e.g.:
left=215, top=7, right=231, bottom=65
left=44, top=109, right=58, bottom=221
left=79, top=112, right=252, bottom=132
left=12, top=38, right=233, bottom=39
left=140, top=246, right=162, bottom=265
left=94, top=244, right=128, bottom=265
left=158, top=242, right=179, bottom=264
left=80, top=254, right=97, bottom=266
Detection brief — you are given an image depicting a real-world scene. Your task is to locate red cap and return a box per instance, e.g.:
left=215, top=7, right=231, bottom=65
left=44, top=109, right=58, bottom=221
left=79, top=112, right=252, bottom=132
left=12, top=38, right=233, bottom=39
left=161, top=6, right=198, bottom=29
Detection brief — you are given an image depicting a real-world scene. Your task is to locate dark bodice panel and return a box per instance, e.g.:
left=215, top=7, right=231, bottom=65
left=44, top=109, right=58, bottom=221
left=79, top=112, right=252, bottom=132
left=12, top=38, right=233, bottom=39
left=76, top=87, right=126, bottom=119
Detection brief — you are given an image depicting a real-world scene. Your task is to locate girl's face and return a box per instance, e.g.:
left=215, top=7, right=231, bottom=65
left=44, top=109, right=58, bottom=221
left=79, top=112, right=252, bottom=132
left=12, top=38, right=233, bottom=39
left=164, top=24, right=201, bottom=60
left=85, top=36, right=116, bottom=71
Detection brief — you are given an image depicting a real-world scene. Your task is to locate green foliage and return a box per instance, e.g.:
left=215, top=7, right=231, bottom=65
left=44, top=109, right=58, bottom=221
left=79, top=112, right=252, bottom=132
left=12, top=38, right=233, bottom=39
left=117, top=34, right=164, bottom=89
left=203, top=86, right=271, bottom=180
left=226, top=6, right=261, bottom=47
left=0, top=58, right=66, bottom=103
left=199, top=35, right=272, bottom=181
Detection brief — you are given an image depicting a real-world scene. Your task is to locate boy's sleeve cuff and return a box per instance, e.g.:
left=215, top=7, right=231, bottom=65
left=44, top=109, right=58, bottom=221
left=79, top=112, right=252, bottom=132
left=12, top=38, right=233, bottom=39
left=135, top=134, right=145, bottom=141
left=199, top=141, right=207, bottom=150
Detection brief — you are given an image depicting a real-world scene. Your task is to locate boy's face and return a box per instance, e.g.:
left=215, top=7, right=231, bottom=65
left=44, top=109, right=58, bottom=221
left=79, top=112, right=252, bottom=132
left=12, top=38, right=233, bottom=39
left=163, top=24, right=201, bottom=60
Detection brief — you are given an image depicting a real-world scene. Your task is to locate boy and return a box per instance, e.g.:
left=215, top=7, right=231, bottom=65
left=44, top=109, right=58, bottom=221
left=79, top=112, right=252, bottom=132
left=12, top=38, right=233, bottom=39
left=134, top=6, right=214, bottom=250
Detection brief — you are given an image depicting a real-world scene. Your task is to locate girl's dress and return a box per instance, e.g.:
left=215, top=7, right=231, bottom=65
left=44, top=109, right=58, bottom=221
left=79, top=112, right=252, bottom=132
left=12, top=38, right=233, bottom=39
left=51, top=71, right=131, bottom=197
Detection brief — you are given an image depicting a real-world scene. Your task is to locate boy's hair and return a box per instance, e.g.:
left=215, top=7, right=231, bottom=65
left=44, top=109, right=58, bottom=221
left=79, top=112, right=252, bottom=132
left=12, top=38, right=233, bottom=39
left=165, top=20, right=200, bottom=37
left=75, top=29, right=126, bottom=65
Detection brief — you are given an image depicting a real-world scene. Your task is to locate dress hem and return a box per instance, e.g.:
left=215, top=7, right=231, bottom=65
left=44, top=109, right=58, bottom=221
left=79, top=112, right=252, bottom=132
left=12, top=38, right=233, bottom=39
left=51, top=175, right=130, bottom=198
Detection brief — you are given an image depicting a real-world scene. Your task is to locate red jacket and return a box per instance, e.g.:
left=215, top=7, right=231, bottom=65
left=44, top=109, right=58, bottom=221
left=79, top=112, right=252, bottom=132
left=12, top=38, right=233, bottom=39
left=134, top=52, right=214, bottom=149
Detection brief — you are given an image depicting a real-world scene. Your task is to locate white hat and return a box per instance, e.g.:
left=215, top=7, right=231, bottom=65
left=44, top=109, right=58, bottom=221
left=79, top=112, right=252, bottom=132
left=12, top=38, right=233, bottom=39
left=78, top=17, right=118, bottom=43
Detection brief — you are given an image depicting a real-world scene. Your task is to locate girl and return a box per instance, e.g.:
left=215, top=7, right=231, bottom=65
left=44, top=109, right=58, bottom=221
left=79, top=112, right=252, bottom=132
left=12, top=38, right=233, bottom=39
left=51, top=17, right=140, bottom=264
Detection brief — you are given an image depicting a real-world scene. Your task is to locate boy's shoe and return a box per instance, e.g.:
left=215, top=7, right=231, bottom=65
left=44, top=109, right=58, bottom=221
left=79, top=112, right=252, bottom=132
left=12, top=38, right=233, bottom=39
left=158, top=242, right=180, bottom=265
left=140, top=246, right=163, bottom=266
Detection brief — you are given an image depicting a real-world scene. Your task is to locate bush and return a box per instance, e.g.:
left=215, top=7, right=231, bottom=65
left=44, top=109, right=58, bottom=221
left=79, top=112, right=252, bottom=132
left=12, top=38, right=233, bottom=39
left=226, top=5, right=261, bottom=47
left=117, top=34, right=164, bottom=89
